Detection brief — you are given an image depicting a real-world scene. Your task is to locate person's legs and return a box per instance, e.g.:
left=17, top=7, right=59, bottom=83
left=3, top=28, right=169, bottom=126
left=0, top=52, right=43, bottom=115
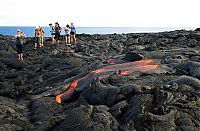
left=55, top=34, right=58, bottom=44
left=34, top=37, right=38, bottom=49
left=41, top=36, right=44, bottom=47
left=53, top=36, right=56, bottom=44
left=71, top=35, right=75, bottom=44
left=34, top=42, right=37, bottom=49
left=66, top=35, right=70, bottom=45
left=57, top=34, right=60, bottom=44
left=65, top=36, right=68, bottom=44
left=20, top=53, right=23, bottom=60
left=17, top=44, right=23, bottom=60
left=39, top=37, right=42, bottom=47
left=68, top=35, right=71, bottom=43
left=70, top=34, right=74, bottom=43
left=51, top=35, right=54, bottom=44
left=73, top=34, right=76, bottom=43
left=18, top=54, right=20, bottom=59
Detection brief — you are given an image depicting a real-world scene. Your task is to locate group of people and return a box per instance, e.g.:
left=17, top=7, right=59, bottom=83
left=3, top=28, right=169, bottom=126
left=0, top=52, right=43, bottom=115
left=15, top=22, right=77, bottom=60
left=49, top=22, right=76, bottom=45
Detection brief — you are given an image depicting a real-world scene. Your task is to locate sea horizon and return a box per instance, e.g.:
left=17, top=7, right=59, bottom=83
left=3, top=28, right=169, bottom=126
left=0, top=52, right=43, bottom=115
left=0, top=26, right=196, bottom=37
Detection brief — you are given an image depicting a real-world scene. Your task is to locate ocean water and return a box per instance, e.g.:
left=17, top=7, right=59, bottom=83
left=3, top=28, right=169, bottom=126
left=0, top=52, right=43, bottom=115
left=0, top=26, right=196, bottom=37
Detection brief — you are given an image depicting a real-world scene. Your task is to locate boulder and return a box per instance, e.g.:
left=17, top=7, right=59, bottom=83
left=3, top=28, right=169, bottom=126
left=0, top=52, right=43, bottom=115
left=124, top=52, right=144, bottom=61
left=53, top=105, right=118, bottom=131
left=1, top=58, right=27, bottom=70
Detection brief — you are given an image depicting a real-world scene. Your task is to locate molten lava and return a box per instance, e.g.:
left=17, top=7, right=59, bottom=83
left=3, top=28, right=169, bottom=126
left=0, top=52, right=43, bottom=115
left=56, top=59, right=159, bottom=104
left=119, top=70, right=131, bottom=75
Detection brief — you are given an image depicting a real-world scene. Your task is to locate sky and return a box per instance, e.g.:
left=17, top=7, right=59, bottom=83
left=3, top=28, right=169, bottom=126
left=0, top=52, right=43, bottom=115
left=0, top=0, right=200, bottom=27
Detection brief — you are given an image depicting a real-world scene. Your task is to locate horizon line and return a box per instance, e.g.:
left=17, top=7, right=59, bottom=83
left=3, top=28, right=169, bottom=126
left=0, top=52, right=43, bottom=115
left=0, top=26, right=197, bottom=28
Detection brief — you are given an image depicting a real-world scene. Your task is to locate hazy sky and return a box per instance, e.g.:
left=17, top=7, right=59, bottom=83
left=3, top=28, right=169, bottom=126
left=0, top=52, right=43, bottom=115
left=0, top=0, right=200, bottom=27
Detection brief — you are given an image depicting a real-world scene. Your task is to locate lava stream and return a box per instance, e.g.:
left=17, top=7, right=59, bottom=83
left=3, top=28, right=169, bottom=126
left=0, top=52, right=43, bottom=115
left=56, top=59, right=158, bottom=104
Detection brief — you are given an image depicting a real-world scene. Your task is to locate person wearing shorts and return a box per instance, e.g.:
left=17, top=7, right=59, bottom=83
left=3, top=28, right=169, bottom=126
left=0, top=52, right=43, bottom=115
left=65, top=24, right=70, bottom=45
left=70, top=23, right=76, bottom=44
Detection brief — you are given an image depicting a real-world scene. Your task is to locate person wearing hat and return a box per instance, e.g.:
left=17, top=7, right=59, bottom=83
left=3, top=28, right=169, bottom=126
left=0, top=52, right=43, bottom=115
left=15, top=29, right=26, bottom=60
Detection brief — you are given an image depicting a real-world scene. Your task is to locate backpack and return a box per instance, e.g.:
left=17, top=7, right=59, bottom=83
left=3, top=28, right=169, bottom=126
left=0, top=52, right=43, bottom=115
left=50, top=26, right=55, bottom=33
left=55, top=26, right=61, bottom=34
left=16, top=37, right=24, bottom=45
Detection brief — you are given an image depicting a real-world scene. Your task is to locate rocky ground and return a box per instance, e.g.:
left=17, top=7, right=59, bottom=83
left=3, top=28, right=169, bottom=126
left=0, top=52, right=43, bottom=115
left=0, top=29, right=200, bottom=131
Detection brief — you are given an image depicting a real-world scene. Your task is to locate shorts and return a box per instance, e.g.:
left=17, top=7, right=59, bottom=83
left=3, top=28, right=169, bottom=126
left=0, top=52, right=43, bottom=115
left=66, top=34, right=70, bottom=37
left=70, top=32, right=75, bottom=35
left=55, top=34, right=60, bottom=40
left=16, top=44, right=23, bottom=54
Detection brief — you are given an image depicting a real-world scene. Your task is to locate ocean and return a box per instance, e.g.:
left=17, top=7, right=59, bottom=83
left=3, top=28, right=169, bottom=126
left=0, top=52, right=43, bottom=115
left=0, top=26, right=196, bottom=37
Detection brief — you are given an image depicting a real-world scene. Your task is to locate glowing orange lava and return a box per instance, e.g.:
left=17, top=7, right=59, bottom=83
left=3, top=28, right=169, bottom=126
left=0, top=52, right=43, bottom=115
left=92, top=68, right=106, bottom=74
left=119, top=70, right=131, bottom=75
left=67, top=80, right=79, bottom=93
left=55, top=59, right=159, bottom=104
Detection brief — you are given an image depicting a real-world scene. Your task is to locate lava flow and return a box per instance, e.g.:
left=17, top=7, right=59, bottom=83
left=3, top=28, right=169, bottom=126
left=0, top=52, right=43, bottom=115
left=56, top=59, right=158, bottom=104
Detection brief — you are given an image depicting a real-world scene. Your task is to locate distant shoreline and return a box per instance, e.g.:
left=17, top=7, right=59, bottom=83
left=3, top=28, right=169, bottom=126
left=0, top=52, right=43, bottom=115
left=0, top=27, right=196, bottom=37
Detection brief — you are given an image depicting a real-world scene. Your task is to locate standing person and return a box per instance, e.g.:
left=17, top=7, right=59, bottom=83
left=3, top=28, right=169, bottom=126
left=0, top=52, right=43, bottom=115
left=34, top=27, right=38, bottom=49
left=49, top=23, right=55, bottom=44
left=65, top=24, right=70, bottom=45
left=40, top=27, right=45, bottom=47
left=15, top=29, right=25, bottom=60
left=70, top=23, right=76, bottom=44
left=55, top=22, right=62, bottom=44
left=34, top=26, right=42, bottom=49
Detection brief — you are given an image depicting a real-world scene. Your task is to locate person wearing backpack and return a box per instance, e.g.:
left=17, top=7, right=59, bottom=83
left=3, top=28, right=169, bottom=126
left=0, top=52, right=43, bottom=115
left=70, top=23, right=76, bottom=44
left=49, top=23, right=55, bottom=44
left=34, top=26, right=43, bottom=49
left=15, top=29, right=25, bottom=60
left=55, top=22, right=62, bottom=44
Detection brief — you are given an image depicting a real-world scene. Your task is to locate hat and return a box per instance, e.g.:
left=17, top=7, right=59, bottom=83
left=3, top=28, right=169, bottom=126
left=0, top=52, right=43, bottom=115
left=17, top=29, right=21, bottom=32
